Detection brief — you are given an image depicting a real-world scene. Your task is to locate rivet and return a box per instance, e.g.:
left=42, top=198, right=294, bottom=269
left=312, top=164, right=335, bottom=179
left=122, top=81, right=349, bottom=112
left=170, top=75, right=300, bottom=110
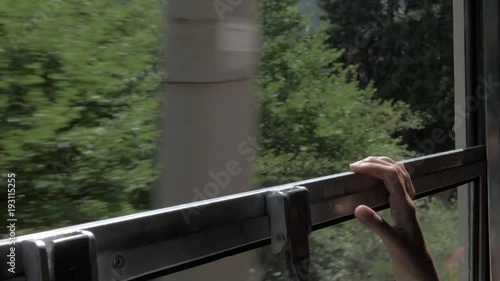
left=276, top=233, right=285, bottom=242
left=113, top=255, right=125, bottom=269
left=326, top=202, right=332, bottom=211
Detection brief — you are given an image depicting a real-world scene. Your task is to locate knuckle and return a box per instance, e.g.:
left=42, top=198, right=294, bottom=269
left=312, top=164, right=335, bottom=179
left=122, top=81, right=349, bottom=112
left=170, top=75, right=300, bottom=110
left=396, top=162, right=407, bottom=171
left=383, top=168, right=397, bottom=179
left=378, top=156, right=393, bottom=162
left=388, top=166, right=398, bottom=174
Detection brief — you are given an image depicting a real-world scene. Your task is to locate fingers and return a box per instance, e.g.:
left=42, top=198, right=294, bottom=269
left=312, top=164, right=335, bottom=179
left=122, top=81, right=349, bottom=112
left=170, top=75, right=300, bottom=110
left=350, top=157, right=415, bottom=199
left=355, top=205, right=396, bottom=242
left=396, top=162, right=416, bottom=199
left=350, top=156, right=417, bottom=226
left=363, top=157, right=415, bottom=199
left=351, top=157, right=439, bottom=281
left=378, top=156, right=396, bottom=164
left=349, top=161, right=403, bottom=194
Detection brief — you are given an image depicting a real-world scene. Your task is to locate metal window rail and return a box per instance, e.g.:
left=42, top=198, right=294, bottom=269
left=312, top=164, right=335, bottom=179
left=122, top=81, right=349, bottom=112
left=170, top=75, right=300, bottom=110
left=0, top=145, right=486, bottom=281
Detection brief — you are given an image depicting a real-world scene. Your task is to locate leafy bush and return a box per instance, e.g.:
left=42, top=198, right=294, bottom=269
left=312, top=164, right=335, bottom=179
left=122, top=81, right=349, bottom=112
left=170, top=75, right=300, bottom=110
left=0, top=0, right=163, bottom=233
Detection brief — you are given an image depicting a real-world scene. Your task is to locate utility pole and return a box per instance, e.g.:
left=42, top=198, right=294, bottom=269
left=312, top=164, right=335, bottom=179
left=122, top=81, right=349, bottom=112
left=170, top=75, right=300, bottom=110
left=152, top=0, right=262, bottom=280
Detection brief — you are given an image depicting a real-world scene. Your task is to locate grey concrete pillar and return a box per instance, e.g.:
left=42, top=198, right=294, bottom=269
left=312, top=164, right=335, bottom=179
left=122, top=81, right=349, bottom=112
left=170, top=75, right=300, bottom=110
left=151, top=1, right=263, bottom=280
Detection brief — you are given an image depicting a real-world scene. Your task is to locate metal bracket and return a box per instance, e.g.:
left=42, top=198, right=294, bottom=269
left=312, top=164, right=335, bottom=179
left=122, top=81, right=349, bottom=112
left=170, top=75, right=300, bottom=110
left=22, top=230, right=98, bottom=281
left=266, top=186, right=314, bottom=281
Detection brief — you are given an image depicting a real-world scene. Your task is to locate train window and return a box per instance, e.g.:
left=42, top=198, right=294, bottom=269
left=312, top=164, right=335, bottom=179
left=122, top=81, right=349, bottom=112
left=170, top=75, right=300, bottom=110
left=258, top=0, right=465, bottom=279
left=0, top=0, right=498, bottom=280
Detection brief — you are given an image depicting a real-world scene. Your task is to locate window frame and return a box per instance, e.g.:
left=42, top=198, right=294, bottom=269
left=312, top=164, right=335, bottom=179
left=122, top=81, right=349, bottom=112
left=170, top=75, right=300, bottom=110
left=0, top=146, right=487, bottom=281
left=0, top=0, right=499, bottom=279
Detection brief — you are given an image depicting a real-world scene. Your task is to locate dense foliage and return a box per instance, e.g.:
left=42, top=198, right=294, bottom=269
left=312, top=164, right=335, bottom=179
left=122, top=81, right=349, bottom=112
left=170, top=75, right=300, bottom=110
left=254, top=0, right=423, bottom=187
left=0, top=0, right=459, bottom=279
left=0, top=0, right=163, bottom=232
left=318, top=0, right=455, bottom=153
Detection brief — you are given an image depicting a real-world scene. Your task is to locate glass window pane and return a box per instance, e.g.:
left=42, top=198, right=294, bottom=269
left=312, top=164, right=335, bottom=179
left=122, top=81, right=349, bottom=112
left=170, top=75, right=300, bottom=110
left=2, top=0, right=467, bottom=279
left=256, top=0, right=455, bottom=188
left=256, top=0, right=463, bottom=278
left=261, top=187, right=463, bottom=281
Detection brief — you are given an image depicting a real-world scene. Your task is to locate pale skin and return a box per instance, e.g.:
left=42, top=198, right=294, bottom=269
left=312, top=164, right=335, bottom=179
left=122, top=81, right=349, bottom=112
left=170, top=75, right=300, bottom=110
left=350, top=156, right=440, bottom=281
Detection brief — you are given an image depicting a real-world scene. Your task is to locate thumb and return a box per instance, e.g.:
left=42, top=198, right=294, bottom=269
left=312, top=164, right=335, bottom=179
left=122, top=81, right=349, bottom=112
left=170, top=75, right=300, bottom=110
left=355, top=205, right=396, bottom=242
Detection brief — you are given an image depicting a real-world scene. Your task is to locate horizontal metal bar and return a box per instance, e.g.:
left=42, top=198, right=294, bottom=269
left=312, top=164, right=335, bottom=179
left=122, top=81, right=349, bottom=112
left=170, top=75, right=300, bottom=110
left=0, top=146, right=486, bottom=281
left=310, top=161, right=486, bottom=230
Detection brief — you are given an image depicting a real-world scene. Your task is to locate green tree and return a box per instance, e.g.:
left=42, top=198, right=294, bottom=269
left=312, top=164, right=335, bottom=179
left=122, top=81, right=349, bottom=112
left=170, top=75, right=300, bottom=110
left=0, top=0, right=163, bottom=234
left=254, top=0, right=422, bottom=187
left=318, top=0, right=455, bottom=153
left=255, top=1, right=458, bottom=280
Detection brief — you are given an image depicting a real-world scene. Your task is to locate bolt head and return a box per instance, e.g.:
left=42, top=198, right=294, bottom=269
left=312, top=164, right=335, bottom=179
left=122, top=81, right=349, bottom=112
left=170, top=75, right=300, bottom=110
left=113, top=255, right=125, bottom=269
left=276, top=233, right=285, bottom=242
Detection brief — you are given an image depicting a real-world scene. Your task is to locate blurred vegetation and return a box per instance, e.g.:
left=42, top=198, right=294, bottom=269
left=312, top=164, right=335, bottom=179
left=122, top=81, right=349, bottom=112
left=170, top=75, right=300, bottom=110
left=254, top=0, right=423, bottom=187
left=0, top=0, right=163, bottom=232
left=319, top=0, right=455, bottom=153
left=0, top=0, right=459, bottom=280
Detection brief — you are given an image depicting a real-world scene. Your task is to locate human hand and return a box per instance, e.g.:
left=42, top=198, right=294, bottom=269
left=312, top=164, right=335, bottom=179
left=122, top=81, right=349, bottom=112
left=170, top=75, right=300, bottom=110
left=350, top=156, right=440, bottom=281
